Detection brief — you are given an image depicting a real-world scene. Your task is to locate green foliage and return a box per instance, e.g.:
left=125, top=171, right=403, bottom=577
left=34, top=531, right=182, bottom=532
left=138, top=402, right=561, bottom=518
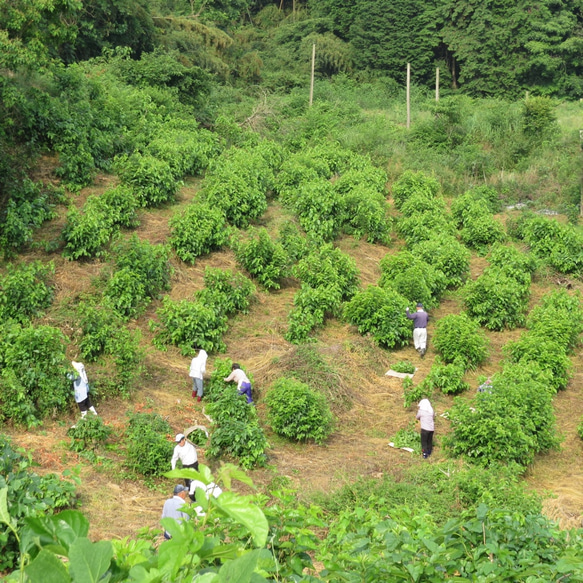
left=522, top=217, right=583, bottom=274
left=504, top=334, right=572, bottom=392
left=105, top=236, right=172, bottom=319
left=421, top=360, right=469, bottom=395
left=488, top=243, right=538, bottom=275
left=344, top=286, right=411, bottom=349
left=390, top=422, right=421, bottom=454
left=379, top=251, right=447, bottom=310
left=433, top=313, right=489, bottom=370
left=390, top=360, right=415, bottom=374
left=463, top=267, right=530, bottom=331
left=397, top=210, right=456, bottom=247
left=266, top=378, right=334, bottom=444
left=445, top=362, right=560, bottom=467
left=196, top=267, right=255, bottom=316
left=62, top=205, right=114, bottom=260
left=232, top=228, right=288, bottom=290
left=98, top=185, right=140, bottom=229
left=0, top=323, right=69, bottom=426
left=277, top=220, right=310, bottom=263
left=526, top=289, right=583, bottom=352
left=391, top=170, right=440, bottom=210
left=125, top=412, right=174, bottom=477
left=411, top=234, right=470, bottom=288
left=578, top=418, right=583, bottom=441
left=0, top=261, right=54, bottom=324
left=0, top=436, right=77, bottom=571
left=0, top=179, right=59, bottom=258
left=200, top=147, right=272, bottom=228
left=115, top=152, right=182, bottom=207
left=403, top=376, right=432, bottom=409
left=523, top=97, right=558, bottom=139
left=169, top=203, right=229, bottom=263
left=205, top=360, right=268, bottom=468
left=67, top=415, right=112, bottom=453
left=152, top=297, right=228, bottom=355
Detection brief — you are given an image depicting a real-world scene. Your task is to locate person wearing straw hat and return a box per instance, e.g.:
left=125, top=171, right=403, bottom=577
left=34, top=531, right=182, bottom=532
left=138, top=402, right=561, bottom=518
left=405, top=303, right=429, bottom=357
left=171, top=433, right=198, bottom=487
left=161, top=484, right=190, bottom=539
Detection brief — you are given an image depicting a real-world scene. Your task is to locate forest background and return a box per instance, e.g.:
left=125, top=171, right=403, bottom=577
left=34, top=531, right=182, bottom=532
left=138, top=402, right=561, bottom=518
left=2, top=0, right=583, bottom=581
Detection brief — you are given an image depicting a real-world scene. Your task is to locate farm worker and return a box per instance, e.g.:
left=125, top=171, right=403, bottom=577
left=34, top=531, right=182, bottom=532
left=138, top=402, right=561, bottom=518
left=416, top=398, right=435, bottom=459
left=189, top=479, right=223, bottom=515
left=161, top=484, right=189, bottom=540
left=68, top=361, right=98, bottom=420
left=189, top=349, right=208, bottom=402
left=406, top=303, right=429, bottom=357
left=224, top=363, right=253, bottom=404
left=171, top=433, right=199, bottom=487
left=477, top=377, right=493, bottom=393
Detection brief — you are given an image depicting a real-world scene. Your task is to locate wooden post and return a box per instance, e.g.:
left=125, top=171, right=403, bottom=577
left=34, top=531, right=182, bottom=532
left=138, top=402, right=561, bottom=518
left=406, top=63, right=411, bottom=129
left=309, top=43, right=316, bottom=107
left=435, top=67, right=440, bottom=102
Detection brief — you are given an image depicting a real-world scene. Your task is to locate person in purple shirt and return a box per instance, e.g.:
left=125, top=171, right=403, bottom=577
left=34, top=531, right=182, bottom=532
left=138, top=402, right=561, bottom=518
left=406, top=303, right=429, bottom=357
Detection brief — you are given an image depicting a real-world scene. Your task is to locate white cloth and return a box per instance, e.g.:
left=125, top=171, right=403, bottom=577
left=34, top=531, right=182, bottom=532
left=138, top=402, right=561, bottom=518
left=189, top=481, right=222, bottom=516
left=189, top=350, right=208, bottom=380
left=416, top=399, right=435, bottom=431
left=413, top=328, right=427, bottom=351
left=171, top=441, right=198, bottom=469
left=224, top=368, right=250, bottom=389
left=71, top=361, right=89, bottom=403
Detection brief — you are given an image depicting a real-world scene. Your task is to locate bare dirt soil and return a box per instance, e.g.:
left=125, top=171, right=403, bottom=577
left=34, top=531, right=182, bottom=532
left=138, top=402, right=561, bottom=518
left=4, top=176, right=583, bottom=540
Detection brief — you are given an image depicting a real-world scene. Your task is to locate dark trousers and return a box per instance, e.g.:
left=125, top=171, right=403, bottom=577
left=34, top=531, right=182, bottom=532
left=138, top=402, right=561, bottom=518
left=182, top=461, right=199, bottom=487
left=421, top=429, right=434, bottom=456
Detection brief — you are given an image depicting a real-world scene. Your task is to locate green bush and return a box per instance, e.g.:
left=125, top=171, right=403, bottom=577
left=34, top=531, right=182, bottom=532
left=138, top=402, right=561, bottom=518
left=98, top=185, right=140, bottom=228
left=344, top=286, right=411, bottom=348
left=433, top=313, right=489, bottom=370
left=459, top=212, right=506, bottom=253
left=195, top=267, right=255, bottom=316
left=411, top=235, right=470, bottom=288
left=391, top=170, right=440, bottom=210
left=400, top=193, right=447, bottom=218
left=463, top=267, right=530, bottom=331
left=0, top=261, right=54, bottom=323
left=62, top=205, right=114, bottom=259
left=116, top=152, right=182, bottom=207
left=266, top=378, right=334, bottom=444
left=488, top=243, right=538, bottom=275
left=339, top=185, right=392, bottom=244
left=125, top=412, right=174, bottom=476
left=286, top=284, right=342, bottom=344
left=526, top=290, right=583, bottom=352
left=67, top=415, right=112, bottom=452
left=504, top=334, right=572, bottom=392
left=152, top=297, right=228, bottom=355
left=421, top=360, right=469, bottom=395
left=104, top=268, right=148, bottom=320
left=277, top=220, right=310, bottom=263
left=445, top=362, right=560, bottom=466
left=294, top=245, right=359, bottom=301
left=200, top=147, right=272, bottom=228
left=0, top=436, right=77, bottom=570
left=578, top=418, right=583, bottom=441
left=0, top=179, right=60, bottom=257
left=232, top=228, right=288, bottom=290
left=169, top=203, right=229, bottom=263
left=403, top=376, right=432, bottom=408
left=397, top=211, right=455, bottom=247
left=380, top=251, right=447, bottom=310
left=390, top=361, right=416, bottom=374
left=0, top=323, right=69, bottom=426
left=390, top=422, right=421, bottom=454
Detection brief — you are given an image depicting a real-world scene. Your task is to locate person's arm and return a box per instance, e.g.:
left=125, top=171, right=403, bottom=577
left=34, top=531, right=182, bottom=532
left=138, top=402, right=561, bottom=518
left=406, top=309, right=415, bottom=321
left=224, top=371, right=235, bottom=382
left=171, top=446, right=179, bottom=470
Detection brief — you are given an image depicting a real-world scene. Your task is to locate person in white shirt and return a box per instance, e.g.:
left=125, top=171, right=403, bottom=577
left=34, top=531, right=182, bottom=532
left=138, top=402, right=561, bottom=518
left=171, top=433, right=198, bottom=486
left=224, top=363, right=253, bottom=403
left=161, top=484, right=189, bottom=539
left=68, top=361, right=98, bottom=420
left=416, top=398, right=435, bottom=459
left=189, top=480, right=223, bottom=516
left=189, top=349, right=208, bottom=402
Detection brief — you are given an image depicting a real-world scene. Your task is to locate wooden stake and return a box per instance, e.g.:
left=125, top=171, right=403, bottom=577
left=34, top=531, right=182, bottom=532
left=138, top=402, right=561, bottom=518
left=406, top=63, right=411, bottom=129
left=309, top=43, right=316, bottom=107
left=436, top=67, right=440, bottom=102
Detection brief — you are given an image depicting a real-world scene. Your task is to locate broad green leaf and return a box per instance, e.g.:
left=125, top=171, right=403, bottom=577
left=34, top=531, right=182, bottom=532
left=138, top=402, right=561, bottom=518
left=25, top=549, right=70, bottom=583
left=213, top=492, right=268, bottom=548
left=164, top=468, right=208, bottom=483
left=216, top=464, right=254, bottom=490
left=68, top=538, right=113, bottom=583
left=217, top=549, right=263, bottom=583
left=0, top=487, right=13, bottom=530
